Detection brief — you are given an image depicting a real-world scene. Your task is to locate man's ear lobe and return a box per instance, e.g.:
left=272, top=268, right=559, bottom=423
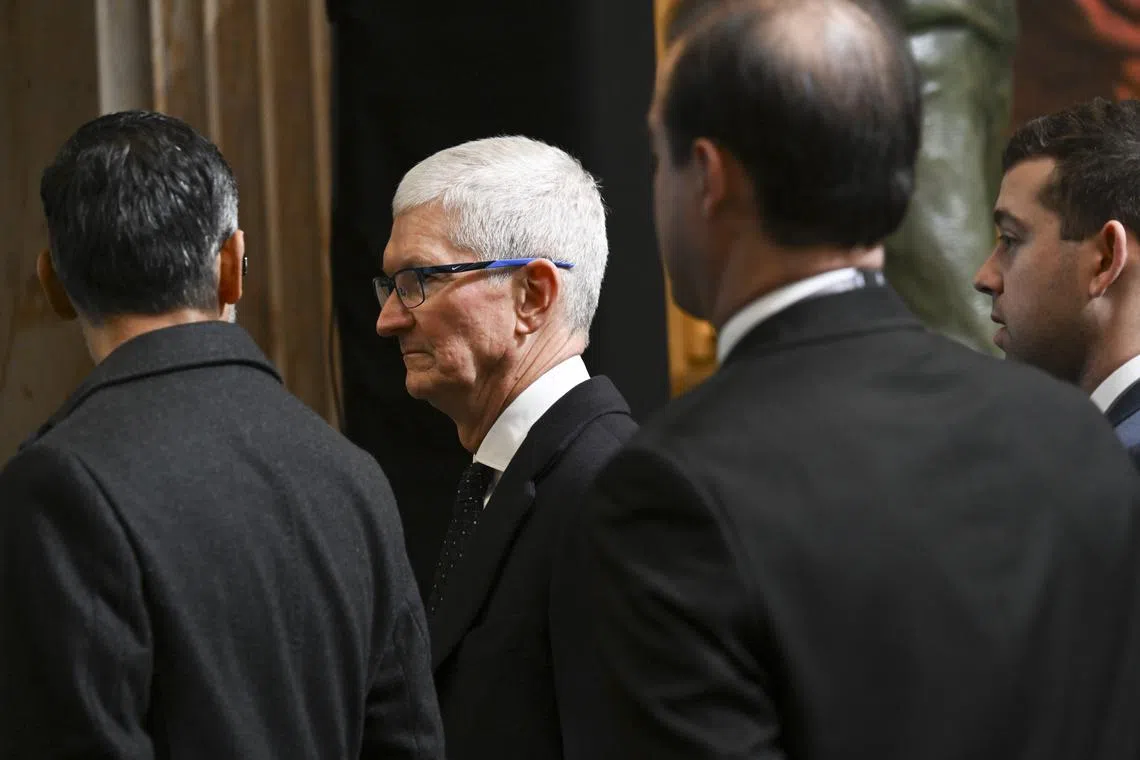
left=36, top=248, right=78, bottom=320
left=218, top=230, right=245, bottom=307
left=1090, top=220, right=1129, bottom=298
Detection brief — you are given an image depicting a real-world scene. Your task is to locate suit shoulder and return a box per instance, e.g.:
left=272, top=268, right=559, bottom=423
left=948, top=341, right=1088, bottom=403
left=0, top=442, right=119, bottom=540
left=576, top=405, right=638, bottom=453
left=1, top=439, right=92, bottom=491
left=624, top=331, right=1131, bottom=487
left=618, top=375, right=739, bottom=460
left=540, top=407, right=637, bottom=494
left=656, top=329, right=1105, bottom=428
left=590, top=434, right=707, bottom=518
left=947, top=342, right=1128, bottom=440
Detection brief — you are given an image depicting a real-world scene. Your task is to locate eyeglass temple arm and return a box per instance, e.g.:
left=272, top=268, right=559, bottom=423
left=379, top=259, right=577, bottom=280
left=482, top=258, right=575, bottom=270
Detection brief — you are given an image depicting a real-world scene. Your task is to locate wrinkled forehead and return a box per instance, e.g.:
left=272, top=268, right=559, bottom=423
left=382, top=204, right=470, bottom=273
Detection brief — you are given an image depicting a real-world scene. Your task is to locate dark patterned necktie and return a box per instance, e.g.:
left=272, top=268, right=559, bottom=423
left=427, top=461, right=495, bottom=617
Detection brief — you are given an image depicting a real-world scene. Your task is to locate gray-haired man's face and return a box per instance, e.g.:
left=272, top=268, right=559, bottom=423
left=375, top=204, right=519, bottom=416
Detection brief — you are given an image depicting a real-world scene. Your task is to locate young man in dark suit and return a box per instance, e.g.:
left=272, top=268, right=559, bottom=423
left=974, top=98, right=1140, bottom=469
left=374, top=136, right=638, bottom=760
left=0, top=111, right=444, bottom=759
left=579, top=2, right=1140, bottom=758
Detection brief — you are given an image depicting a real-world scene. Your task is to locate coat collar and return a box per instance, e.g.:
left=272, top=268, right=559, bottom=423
left=722, top=283, right=924, bottom=366
left=430, top=375, right=631, bottom=668
left=21, top=321, right=280, bottom=450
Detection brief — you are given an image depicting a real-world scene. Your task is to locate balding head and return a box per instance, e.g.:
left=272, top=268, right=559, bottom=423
left=654, top=0, right=920, bottom=250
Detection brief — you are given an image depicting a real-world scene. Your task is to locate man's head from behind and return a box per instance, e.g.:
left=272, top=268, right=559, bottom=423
left=375, top=136, right=607, bottom=441
left=39, top=110, right=243, bottom=352
left=974, top=98, right=1140, bottom=388
left=650, top=0, right=920, bottom=325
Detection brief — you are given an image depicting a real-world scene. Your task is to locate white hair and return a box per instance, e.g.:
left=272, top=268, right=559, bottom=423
left=393, top=136, right=609, bottom=338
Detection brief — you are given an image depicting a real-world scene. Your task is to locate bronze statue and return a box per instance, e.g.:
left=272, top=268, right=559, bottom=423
left=883, top=0, right=1017, bottom=354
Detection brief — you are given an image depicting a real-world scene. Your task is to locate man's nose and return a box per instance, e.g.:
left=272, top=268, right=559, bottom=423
left=973, top=250, right=1002, bottom=297
left=376, top=292, right=413, bottom=337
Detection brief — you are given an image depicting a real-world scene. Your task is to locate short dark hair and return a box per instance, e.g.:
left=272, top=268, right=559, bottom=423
left=1003, top=98, right=1140, bottom=241
left=659, top=0, right=921, bottom=248
left=40, top=110, right=239, bottom=323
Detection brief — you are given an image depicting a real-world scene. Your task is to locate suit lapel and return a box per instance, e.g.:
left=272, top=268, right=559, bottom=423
left=1105, top=377, right=1140, bottom=429
left=429, top=468, right=537, bottom=668
left=429, top=377, right=630, bottom=668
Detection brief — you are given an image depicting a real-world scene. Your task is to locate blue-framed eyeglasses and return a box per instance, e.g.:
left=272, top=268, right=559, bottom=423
left=373, top=258, right=575, bottom=309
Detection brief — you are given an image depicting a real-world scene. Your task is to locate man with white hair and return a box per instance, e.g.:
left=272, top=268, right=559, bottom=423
left=375, top=135, right=637, bottom=760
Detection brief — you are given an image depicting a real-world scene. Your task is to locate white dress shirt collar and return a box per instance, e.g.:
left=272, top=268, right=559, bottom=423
left=1091, top=354, right=1140, bottom=413
left=473, top=355, right=590, bottom=475
left=716, top=268, right=866, bottom=364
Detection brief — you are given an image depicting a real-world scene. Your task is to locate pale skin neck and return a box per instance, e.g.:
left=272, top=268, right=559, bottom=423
left=706, top=227, right=886, bottom=330
left=82, top=309, right=221, bottom=364
left=1077, top=299, right=1140, bottom=395
left=451, top=327, right=586, bottom=453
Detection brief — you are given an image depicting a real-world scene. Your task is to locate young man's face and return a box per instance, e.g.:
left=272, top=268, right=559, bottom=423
left=974, top=157, right=1093, bottom=383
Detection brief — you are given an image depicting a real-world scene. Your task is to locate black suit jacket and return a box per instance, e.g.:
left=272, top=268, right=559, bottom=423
left=0, top=323, right=444, bottom=760
left=582, top=285, right=1140, bottom=760
left=1105, top=377, right=1140, bottom=470
left=430, top=376, right=637, bottom=760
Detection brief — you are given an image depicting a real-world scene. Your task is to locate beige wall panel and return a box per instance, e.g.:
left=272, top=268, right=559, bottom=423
left=261, top=0, right=332, bottom=417
left=95, top=0, right=154, bottom=113
left=208, top=0, right=277, bottom=364
left=155, top=0, right=209, bottom=130
left=308, top=0, right=338, bottom=425
left=1, top=0, right=339, bottom=465
left=0, top=2, right=101, bottom=459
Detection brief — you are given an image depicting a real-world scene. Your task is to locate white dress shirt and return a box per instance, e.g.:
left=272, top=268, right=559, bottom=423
left=471, top=355, right=591, bottom=506
left=1091, top=354, right=1140, bottom=413
left=716, top=268, right=879, bottom=363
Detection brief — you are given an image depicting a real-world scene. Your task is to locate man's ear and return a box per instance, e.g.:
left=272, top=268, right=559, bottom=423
left=218, top=229, right=245, bottom=308
left=1089, top=220, right=1129, bottom=298
left=36, top=248, right=78, bottom=320
left=515, top=259, right=560, bottom=334
left=692, top=137, right=728, bottom=219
